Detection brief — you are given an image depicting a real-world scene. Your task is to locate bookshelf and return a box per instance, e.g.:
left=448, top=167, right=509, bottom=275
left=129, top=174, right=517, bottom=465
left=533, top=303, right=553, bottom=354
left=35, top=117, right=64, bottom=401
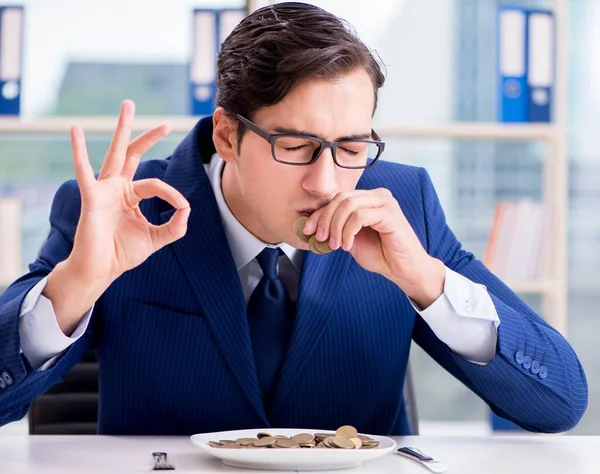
left=0, top=1, right=568, bottom=336
left=0, top=117, right=557, bottom=139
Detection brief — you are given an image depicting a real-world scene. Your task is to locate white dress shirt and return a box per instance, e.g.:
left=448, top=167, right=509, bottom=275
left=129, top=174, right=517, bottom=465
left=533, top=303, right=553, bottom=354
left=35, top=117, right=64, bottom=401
left=19, top=155, right=500, bottom=370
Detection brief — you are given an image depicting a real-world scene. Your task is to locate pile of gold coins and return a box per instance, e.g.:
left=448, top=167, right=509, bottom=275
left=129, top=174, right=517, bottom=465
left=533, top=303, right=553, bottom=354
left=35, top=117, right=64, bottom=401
left=294, top=216, right=333, bottom=255
left=208, top=425, right=380, bottom=450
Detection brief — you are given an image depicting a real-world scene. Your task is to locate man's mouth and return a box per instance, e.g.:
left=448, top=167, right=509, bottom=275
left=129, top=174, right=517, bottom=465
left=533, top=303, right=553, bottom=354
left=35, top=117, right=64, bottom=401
left=299, top=201, right=330, bottom=216
left=299, top=209, right=317, bottom=217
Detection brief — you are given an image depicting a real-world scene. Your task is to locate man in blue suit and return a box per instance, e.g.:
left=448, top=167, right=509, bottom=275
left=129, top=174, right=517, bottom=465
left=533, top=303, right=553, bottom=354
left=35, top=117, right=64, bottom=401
left=0, top=2, right=587, bottom=435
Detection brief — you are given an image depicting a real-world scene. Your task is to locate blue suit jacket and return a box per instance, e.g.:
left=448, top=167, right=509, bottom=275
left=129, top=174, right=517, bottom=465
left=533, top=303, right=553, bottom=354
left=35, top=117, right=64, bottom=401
left=0, top=117, right=588, bottom=435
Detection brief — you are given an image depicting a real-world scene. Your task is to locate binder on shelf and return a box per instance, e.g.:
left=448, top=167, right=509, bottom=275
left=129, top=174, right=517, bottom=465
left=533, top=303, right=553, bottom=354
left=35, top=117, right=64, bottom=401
left=497, top=8, right=528, bottom=123
left=0, top=196, right=22, bottom=286
left=218, top=9, right=246, bottom=48
left=527, top=10, right=554, bottom=122
left=190, top=8, right=245, bottom=116
left=0, top=6, right=24, bottom=116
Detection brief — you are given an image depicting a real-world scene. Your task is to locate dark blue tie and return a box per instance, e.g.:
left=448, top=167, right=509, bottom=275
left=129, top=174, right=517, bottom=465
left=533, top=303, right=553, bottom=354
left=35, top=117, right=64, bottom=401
left=247, top=248, right=294, bottom=408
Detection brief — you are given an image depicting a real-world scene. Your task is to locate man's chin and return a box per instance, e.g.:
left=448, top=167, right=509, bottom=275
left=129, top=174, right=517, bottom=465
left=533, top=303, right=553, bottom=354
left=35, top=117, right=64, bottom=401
left=285, top=235, right=310, bottom=250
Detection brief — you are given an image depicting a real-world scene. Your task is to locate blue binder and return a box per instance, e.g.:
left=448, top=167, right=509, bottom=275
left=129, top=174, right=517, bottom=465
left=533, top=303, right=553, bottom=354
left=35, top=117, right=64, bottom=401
left=497, top=8, right=529, bottom=123
left=0, top=6, right=24, bottom=116
left=190, top=8, right=245, bottom=116
left=527, top=10, right=554, bottom=122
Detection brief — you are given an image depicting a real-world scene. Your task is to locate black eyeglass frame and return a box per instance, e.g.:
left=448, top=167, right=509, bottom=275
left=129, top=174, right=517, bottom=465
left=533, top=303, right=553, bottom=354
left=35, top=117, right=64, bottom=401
left=235, top=113, right=385, bottom=169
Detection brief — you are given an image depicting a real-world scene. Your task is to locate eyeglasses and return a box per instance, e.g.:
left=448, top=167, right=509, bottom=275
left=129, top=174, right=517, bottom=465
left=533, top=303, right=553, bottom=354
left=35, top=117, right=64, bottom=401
left=236, top=114, right=385, bottom=169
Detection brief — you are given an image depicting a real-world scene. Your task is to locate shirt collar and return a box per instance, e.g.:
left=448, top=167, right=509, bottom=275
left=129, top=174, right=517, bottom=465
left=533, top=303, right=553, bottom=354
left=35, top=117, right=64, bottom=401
left=208, top=154, right=303, bottom=272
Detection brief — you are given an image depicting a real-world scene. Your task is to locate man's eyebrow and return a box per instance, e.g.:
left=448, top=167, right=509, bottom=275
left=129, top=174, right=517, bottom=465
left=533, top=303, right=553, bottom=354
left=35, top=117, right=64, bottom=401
left=273, top=126, right=372, bottom=142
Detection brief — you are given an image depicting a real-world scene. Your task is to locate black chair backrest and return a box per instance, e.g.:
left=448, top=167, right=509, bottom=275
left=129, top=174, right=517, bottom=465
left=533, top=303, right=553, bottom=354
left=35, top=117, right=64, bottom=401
left=28, top=349, right=98, bottom=435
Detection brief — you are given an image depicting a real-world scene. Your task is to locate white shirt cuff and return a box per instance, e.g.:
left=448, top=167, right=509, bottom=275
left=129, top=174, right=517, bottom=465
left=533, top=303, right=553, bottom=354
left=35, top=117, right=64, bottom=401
left=19, top=276, right=94, bottom=370
left=410, top=267, right=500, bottom=364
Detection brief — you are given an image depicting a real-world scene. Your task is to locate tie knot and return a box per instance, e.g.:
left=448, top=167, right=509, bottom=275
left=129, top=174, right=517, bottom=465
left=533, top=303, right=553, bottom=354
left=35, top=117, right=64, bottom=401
left=256, top=247, right=283, bottom=280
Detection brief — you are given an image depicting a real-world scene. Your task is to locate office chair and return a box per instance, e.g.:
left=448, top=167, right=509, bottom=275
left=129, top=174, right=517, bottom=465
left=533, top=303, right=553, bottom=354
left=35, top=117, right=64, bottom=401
left=28, top=348, right=99, bottom=434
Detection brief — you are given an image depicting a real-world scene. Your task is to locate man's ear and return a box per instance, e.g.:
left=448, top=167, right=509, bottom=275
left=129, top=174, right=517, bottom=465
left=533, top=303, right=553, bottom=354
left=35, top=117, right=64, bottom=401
left=212, top=108, right=239, bottom=163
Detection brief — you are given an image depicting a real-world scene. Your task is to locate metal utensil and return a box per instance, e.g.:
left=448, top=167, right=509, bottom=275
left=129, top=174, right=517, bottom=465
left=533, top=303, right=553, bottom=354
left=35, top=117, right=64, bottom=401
left=397, top=447, right=447, bottom=473
left=152, top=452, right=175, bottom=470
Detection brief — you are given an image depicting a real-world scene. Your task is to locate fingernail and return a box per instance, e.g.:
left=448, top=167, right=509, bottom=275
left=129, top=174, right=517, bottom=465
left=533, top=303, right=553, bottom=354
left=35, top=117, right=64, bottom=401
left=329, top=237, right=336, bottom=248
left=304, top=221, right=316, bottom=234
left=317, top=228, right=325, bottom=240
left=180, top=207, right=190, bottom=222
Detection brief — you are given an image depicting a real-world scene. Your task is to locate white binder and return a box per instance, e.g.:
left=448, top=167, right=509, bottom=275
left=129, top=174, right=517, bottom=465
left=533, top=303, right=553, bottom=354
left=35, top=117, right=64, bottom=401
left=0, top=6, right=23, bottom=115
left=527, top=11, right=554, bottom=122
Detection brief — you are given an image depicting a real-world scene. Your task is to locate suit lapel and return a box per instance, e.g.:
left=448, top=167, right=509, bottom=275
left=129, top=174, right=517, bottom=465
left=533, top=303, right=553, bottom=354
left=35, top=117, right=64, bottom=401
left=158, top=118, right=268, bottom=426
left=270, top=248, right=353, bottom=416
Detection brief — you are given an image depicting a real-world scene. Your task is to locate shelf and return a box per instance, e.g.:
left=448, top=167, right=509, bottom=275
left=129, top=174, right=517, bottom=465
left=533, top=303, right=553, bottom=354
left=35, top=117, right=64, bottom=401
left=376, top=123, right=558, bottom=140
left=505, top=279, right=559, bottom=294
left=0, top=116, right=558, bottom=140
left=0, top=116, right=199, bottom=135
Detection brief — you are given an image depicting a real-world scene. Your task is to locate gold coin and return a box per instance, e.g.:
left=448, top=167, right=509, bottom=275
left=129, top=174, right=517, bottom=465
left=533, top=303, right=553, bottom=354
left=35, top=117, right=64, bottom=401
left=357, top=434, right=372, bottom=441
left=308, top=235, right=323, bottom=254
left=361, top=441, right=380, bottom=449
left=308, top=235, right=329, bottom=255
left=293, top=216, right=312, bottom=243
left=314, top=235, right=333, bottom=253
left=299, top=441, right=316, bottom=448
left=336, top=425, right=358, bottom=439
left=332, top=436, right=355, bottom=449
left=276, top=439, right=300, bottom=448
left=236, top=437, right=258, bottom=446
left=350, top=438, right=362, bottom=449
left=257, top=432, right=272, bottom=439
left=292, top=433, right=315, bottom=444
left=208, top=441, right=222, bottom=448
left=254, top=436, right=277, bottom=447
left=362, top=439, right=379, bottom=445
left=307, top=233, right=332, bottom=254
left=220, top=442, right=241, bottom=449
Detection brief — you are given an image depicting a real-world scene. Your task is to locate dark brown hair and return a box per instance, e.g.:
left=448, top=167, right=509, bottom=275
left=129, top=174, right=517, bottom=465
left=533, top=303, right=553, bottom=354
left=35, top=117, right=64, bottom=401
left=215, top=2, right=386, bottom=144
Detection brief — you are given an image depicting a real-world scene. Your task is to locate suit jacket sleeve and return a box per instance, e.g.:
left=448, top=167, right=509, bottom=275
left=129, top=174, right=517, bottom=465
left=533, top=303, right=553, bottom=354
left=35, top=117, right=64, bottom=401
left=0, top=180, right=93, bottom=427
left=412, top=167, right=588, bottom=433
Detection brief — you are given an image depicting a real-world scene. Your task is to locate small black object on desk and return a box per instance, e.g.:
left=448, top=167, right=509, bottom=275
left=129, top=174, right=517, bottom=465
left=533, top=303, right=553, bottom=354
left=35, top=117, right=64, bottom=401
left=152, top=452, right=175, bottom=470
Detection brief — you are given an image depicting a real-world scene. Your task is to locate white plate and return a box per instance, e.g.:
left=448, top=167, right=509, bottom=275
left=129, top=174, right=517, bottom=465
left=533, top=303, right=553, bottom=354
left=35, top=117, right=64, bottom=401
left=190, top=428, right=396, bottom=471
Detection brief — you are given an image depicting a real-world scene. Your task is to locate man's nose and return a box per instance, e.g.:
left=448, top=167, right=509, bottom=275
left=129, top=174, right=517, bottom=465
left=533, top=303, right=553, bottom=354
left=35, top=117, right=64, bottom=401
left=302, top=147, right=339, bottom=198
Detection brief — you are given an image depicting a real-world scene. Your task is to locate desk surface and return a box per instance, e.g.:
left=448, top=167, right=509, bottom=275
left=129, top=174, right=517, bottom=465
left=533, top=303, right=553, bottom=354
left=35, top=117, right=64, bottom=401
left=1, top=435, right=599, bottom=473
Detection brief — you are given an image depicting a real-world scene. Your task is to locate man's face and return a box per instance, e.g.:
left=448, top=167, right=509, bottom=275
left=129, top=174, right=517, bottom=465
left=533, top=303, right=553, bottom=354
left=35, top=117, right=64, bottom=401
left=221, top=68, right=376, bottom=248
